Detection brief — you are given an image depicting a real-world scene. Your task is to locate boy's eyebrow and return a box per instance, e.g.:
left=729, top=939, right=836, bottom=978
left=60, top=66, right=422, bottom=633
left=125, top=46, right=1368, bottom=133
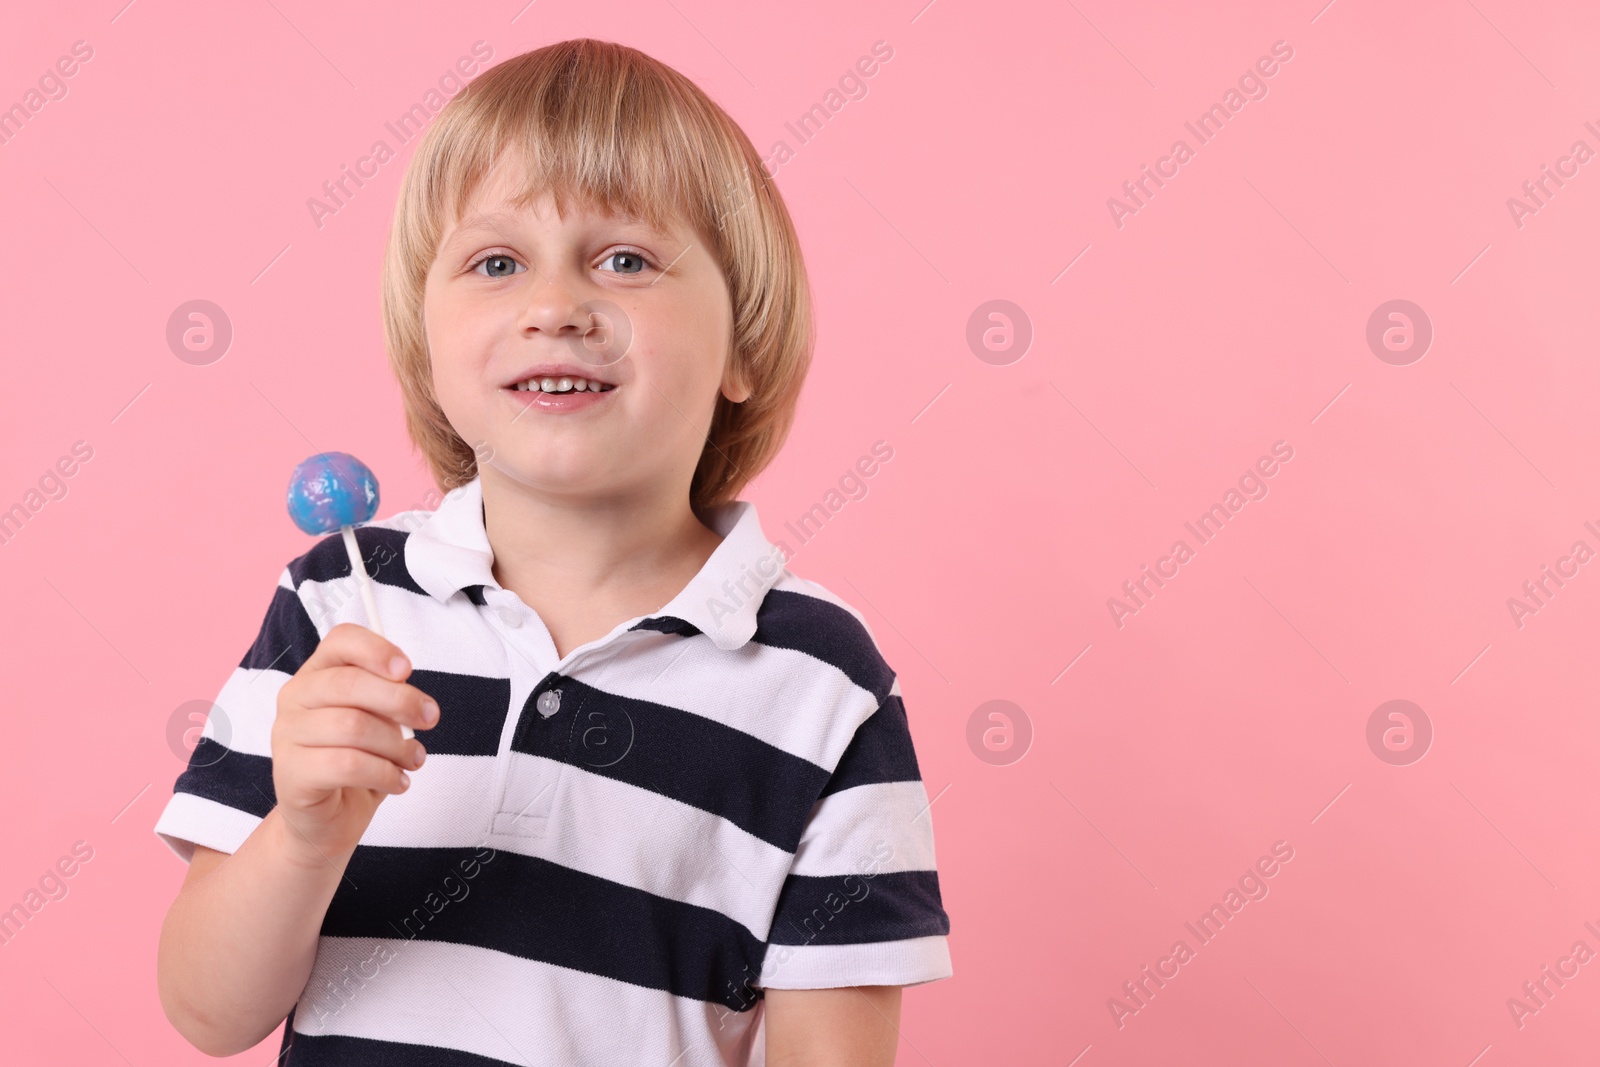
left=442, top=206, right=675, bottom=248
left=441, top=210, right=523, bottom=245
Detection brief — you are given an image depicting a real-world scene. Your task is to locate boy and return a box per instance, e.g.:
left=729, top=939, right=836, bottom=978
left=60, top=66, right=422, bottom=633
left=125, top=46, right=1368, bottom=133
left=155, top=37, right=951, bottom=1066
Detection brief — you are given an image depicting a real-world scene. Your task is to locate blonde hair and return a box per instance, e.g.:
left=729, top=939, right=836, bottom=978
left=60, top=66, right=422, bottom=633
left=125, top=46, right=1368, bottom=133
left=381, top=38, right=814, bottom=513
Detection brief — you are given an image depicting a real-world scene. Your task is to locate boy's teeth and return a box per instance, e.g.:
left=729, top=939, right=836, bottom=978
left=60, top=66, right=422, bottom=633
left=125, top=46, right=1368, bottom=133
left=514, top=376, right=611, bottom=393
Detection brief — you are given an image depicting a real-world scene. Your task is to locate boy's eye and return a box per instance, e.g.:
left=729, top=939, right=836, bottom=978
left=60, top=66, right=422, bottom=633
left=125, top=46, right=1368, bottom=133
left=471, top=253, right=523, bottom=279
left=599, top=250, right=651, bottom=275
left=467, top=249, right=653, bottom=277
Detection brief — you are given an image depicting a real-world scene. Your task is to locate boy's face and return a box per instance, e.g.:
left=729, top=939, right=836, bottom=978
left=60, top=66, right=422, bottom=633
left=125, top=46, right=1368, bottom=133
left=422, top=154, right=748, bottom=506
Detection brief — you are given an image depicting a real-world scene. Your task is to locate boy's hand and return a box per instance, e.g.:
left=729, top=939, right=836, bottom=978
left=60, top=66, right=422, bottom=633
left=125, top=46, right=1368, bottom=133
left=269, top=623, right=438, bottom=862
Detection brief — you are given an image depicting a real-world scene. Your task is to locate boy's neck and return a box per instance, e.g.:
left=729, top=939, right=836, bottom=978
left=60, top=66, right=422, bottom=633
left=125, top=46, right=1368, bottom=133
left=478, top=467, right=725, bottom=639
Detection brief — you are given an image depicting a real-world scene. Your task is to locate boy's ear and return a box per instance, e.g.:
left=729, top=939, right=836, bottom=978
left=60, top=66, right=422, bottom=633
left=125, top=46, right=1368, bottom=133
left=720, top=355, right=752, bottom=404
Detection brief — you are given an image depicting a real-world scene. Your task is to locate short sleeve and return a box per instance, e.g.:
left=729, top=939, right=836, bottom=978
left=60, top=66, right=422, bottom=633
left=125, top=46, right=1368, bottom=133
left=756, top=681, right=953, bottom=989
left=153, top=566, right=320, bottom=863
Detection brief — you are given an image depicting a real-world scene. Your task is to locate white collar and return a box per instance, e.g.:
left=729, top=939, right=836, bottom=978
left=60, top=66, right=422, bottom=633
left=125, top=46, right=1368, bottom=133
left=403, top=477, right=786, bottom=651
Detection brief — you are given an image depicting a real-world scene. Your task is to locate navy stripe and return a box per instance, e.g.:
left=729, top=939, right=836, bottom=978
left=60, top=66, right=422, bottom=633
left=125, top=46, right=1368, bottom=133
left=628, top=615, right=694, bottom=636
left=820, top=693, right=923, bottom=798
left=173, top=739, right=275, bottom=818
left=766, top=870, right=950, bottom=946
left=239, top=584, right=322, bottom=673
left=751, top=589, right=895, bottom=702
left=288, top=525, right=426, bottom=597
left=509, top=676, right=829, bottom=852
left=319, top=845, right=766, bottom=1011
left=408, top=670, right=509, bottom=756
left=284, top=1032, right=521, bottom=1066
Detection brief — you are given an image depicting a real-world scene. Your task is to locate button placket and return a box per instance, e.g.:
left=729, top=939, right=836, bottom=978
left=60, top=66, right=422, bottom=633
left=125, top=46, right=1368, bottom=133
left=482, top=590, right=566, bottom=839
left=494, top=674, right=573, bottom=839
left=485, top=609, right=625, bottom=840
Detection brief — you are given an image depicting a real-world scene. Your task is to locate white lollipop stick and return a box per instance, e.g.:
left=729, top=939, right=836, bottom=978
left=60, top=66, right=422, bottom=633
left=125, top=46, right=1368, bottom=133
left=340, top=524, right=414, bottom=741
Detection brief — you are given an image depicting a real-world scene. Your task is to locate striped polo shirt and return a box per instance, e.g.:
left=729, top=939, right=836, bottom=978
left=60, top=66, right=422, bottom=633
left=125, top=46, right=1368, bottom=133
left=154, top=476, right=952, bottom=1066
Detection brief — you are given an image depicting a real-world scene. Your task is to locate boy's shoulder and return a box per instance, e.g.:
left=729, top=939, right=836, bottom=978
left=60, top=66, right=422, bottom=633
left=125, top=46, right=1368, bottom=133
left=758, top=567, right=898, bottom=705
left=764, top=568, right=872, bottom=633
left=277, top=504, right=440, bottom=599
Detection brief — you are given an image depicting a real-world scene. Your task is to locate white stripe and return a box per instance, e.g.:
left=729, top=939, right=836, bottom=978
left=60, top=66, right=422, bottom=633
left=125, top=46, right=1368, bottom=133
left=201, top=665, right=290, bottom=757
left=294, top=936, right=765, bottom=1066
left=364, top=753, right=794, bottom=939
left=789, top=781, right=939, bottom=877
left=588, top=630, right=876, bottom=768
left=153, top=792, right=262, bottom=862
left=756, top=934, right=952, bottom=990
left=157, top=753, right=795, bottom=936
left=298, top=576, right=510, bottom=678
left=362, top=753, right=501, bottom=841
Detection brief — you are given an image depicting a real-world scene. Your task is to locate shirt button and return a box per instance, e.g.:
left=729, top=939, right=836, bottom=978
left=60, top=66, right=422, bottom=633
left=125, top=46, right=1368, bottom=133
left=536, top=689, right=562, bottom=717
left=497, top=607, right=522, bottom=628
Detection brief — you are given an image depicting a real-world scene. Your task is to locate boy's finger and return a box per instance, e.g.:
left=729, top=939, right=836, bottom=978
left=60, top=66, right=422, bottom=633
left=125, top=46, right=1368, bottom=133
left=290, top=704, right=427, bottom=772
left=297, top=746, right=412, bottom=797
left=298, top=665, right=439, bottom=732
left=306, top=622, right=413, bottom=682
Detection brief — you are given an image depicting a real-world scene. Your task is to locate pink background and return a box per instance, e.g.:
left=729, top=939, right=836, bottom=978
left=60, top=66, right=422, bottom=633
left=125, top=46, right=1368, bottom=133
left=3, top=1, right=1598, bottom=1063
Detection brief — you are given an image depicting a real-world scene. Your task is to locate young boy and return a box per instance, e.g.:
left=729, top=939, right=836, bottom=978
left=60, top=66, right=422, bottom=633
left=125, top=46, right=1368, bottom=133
left=155, top=37, right=951, bottom=1066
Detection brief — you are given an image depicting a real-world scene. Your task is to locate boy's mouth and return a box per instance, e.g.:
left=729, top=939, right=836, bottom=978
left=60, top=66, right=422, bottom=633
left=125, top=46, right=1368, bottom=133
left=508, top=375, right=617, bottom=394
left=503, top=375, right=620, bottom=416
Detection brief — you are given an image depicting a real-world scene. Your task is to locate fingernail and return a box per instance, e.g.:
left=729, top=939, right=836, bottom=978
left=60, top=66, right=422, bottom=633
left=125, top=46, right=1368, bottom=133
left=423, top=699, right=440, bottom=725
left=389, top=655, right=410, bottom=679
left=399, top=770, right=411, bottom=789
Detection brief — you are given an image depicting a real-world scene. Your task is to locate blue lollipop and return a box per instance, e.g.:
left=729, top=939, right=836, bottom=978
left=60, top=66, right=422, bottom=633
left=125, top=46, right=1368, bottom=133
left=287, top=451, right=379, bottom=535
left=287, top=452, right=412, bottom=740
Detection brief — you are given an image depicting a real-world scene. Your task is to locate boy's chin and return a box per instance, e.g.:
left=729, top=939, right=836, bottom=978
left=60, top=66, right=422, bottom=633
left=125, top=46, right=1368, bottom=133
left=481, top=457, right=614, bottom=493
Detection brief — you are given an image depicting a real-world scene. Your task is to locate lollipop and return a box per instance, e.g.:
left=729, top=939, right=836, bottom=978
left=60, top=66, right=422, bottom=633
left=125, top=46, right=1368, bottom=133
left=287, top=452, right=413, bottom=740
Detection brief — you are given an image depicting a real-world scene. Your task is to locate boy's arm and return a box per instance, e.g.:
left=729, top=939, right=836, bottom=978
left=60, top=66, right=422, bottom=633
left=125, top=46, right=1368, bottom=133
left=157, top=809, right=355, bottom=1056
left=155, top=554, right=427, bottom=1056
left=756, top=666, right=950, bottom=1065
left=764, top=985, right=903, bottom=1066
